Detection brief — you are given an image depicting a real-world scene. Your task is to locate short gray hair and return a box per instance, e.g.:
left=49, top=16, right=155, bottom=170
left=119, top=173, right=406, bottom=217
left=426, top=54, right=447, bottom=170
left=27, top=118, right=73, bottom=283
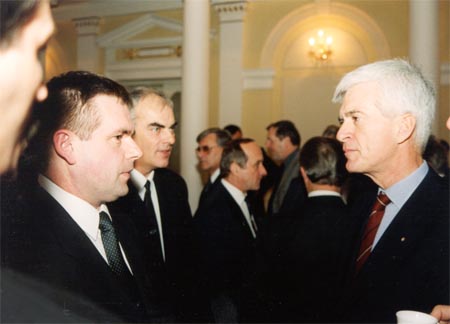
left=332, top=58, right=435, bottom=153
left=220, top=138, right=254, bottom=178
left=196, top=127, right=231, bottom=147
left=129, top=87, right=173, bottom=121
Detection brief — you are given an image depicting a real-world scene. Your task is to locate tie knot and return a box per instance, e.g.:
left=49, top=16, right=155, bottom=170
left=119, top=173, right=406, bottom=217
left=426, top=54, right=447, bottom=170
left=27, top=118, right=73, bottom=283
left=377, top=192, right=390, bottom=205
left=374, top=192, right=391, bottom=212
left=144, top=180, right=151, bottom=192
left=244, top=195, right=251, bottom=207
left=99, top=211, right=113, bottom=232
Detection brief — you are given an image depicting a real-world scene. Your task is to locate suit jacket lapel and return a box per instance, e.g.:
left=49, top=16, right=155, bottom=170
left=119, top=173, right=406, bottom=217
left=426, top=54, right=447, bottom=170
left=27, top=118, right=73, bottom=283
left=219, top=183, right=256, bottom=241
left=368, top=170, right=439, bottom=264
left=35, top=188, right=121, bottom=280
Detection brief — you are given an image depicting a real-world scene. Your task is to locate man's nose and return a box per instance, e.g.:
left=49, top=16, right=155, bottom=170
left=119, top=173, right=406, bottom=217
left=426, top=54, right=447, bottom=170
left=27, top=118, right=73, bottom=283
left=127, top=137, right=143, bottom=160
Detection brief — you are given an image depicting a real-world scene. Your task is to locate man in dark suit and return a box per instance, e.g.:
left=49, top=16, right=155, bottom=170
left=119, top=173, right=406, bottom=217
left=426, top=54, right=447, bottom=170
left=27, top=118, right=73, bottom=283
left=429, top=116, right=450, bottom=323
left=265, top=120, right=307, bottom=217
left=194, top=139, right=267, bottom=323
left=108, top=87, right=199, bottom=322
left=273, top=136, right=351, bottom=323
left=332, top=59, right=449, bottom=323
left=2, top=71, right=175, bottom=323
left=195, top=127, right=231, bottom=204
left=263, top=121, right=308, bottom=288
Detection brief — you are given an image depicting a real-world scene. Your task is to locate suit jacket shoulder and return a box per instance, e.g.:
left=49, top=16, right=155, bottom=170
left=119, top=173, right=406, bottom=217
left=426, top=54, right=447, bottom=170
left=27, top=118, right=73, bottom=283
left=154, top=168, right=189, bottom=202
left=194, top=182, right=258, bottom=281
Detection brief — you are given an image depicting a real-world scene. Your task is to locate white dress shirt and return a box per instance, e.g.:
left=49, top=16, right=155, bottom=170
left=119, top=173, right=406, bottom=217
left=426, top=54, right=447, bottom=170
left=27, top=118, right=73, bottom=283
left=221, top=179, right=257, bottom=238
left=373, top=161, right=428, bottom=248
left=210, top=168, right=220, bottom=184
left=130, top=169, right=166, bottom=261
left=308, top=190, right=343, bottom=199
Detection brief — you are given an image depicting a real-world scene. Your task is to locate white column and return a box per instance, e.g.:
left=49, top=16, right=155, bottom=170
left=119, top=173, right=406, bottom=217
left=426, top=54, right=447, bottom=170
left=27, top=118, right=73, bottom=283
left=409, top=0, right=439, bottom=133
left=212, top=0, right=247, bottom=127
left=180, top=0, right=210, bottom=212
left=73, top=17, right=101, bottom=72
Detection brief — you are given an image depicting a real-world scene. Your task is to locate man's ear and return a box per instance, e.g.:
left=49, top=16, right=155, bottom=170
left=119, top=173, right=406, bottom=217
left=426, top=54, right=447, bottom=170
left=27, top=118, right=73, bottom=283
left=53, top=130, right=76, bottom=165
left=300, top=167, right=310, bottom=184
left=230, top=161, right=240, bottom=175
left=396, top=113, right=416, bottom=144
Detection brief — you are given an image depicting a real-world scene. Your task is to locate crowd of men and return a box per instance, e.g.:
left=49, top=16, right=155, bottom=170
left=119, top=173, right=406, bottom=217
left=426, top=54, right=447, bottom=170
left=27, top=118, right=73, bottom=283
left=1, top=1, right=449, bottom=323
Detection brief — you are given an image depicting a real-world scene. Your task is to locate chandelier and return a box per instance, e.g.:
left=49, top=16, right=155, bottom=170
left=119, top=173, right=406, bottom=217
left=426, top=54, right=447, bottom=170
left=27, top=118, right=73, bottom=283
left=308, top=30, right=333, bottom=62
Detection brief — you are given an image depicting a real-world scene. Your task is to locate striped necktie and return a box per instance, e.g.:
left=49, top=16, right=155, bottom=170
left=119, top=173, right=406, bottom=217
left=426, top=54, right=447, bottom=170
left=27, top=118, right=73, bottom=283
left=355, top=192, right=391, bottom=273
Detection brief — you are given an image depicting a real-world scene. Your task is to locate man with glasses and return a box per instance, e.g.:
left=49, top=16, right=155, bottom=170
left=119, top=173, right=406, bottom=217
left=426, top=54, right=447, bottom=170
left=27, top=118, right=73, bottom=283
left=195, top=128, right=231, bottom=204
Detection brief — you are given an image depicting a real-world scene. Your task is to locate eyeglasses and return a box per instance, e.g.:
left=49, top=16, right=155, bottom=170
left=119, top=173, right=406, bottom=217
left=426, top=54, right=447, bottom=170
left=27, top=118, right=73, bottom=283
left=195, top=145, right=217, bottom=153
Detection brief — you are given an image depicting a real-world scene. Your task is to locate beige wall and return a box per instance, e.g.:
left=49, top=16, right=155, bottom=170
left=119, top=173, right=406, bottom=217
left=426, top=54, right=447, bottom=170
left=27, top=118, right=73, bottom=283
left=47, top=0, right=449, bottom=146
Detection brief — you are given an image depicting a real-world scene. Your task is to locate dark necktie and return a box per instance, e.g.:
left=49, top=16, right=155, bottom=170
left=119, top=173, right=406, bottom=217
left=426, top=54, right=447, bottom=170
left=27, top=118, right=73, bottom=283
left=245, top=197, right=258, bottom=236
left=355, top=192, right=391, bottom=273
left=144, top=180, right=155, bottom=214
left=199, top=180, right=213, bottom=204
left=143, top=180, right=164, bottom=260
left=98, top=211, right=131, bottom=276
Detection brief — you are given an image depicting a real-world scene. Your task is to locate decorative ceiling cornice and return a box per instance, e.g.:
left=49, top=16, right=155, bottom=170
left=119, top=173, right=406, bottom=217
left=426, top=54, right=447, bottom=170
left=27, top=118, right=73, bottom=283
left=52, top=0, right=182, bottom=21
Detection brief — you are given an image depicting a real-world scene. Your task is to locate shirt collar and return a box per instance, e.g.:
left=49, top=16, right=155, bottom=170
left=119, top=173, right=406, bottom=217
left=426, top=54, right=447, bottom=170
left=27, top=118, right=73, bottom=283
left=221, top=178, right=246, bottom=207
left=131, top=169, right=155, bottom=191
left=38, top=174, right=107, bottom=241
left=308, top=190, right=342, bottom=198
left=383, top=161, right=428, bottom=208
left=210, top=168, right=220, bottom=183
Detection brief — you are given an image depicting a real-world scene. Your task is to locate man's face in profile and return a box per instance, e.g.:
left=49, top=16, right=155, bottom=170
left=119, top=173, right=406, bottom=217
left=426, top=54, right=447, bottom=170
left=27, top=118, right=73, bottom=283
left=0, top=0, right=55, bottom=174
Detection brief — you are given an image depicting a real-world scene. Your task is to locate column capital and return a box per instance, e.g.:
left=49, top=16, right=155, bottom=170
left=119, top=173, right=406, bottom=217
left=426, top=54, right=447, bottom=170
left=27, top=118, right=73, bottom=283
left=212, top=0, right=247, bottom=23
left=72, top=16, right=101, bottom=36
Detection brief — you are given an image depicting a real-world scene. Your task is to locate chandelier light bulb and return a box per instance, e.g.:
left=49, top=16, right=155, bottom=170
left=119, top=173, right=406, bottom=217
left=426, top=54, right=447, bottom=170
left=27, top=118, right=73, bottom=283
left=307, top=29, right=333, bottom=63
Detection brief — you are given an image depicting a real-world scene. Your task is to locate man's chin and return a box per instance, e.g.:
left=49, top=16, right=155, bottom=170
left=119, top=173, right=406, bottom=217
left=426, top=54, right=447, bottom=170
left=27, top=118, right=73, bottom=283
left=112, top=186, right=130, bottom=201
left=345, top=162, right=362, bottom=174
left=157, top=160, right=170, bottom=169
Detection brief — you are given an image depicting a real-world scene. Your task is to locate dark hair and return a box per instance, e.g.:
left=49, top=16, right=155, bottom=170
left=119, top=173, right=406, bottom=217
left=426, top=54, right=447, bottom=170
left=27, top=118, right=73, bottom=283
left=0, top=1, right=39, bottom=48
left=224, top=124, right=242, bottom=137
left=220, top=138, right=254, bottom=178
left=300, top=136, right=347, bottom=186
left=322, top=124, right=339, bottom=139
left=196, top=127, right=232, bottom=148
left=423, top=135, right=449, bottom=177
left=266, top=120, right=301, bottom=146
left=26, top=71, right=131, bottom=172
left=439, top=138, right=449, bottom=153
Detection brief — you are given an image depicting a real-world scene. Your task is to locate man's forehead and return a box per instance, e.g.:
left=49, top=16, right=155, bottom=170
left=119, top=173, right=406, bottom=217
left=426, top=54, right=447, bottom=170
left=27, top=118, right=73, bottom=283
left=243, top=142, right=259, bottom=155
left=268, top=128, right=279, bottom=138
left=138, top=101, right=173, bottom=115
left=202, top=133, right=217, bottom=143
left=31, top=1, right=55, bottom=42
left=139, top=94, right=168, bottom=108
